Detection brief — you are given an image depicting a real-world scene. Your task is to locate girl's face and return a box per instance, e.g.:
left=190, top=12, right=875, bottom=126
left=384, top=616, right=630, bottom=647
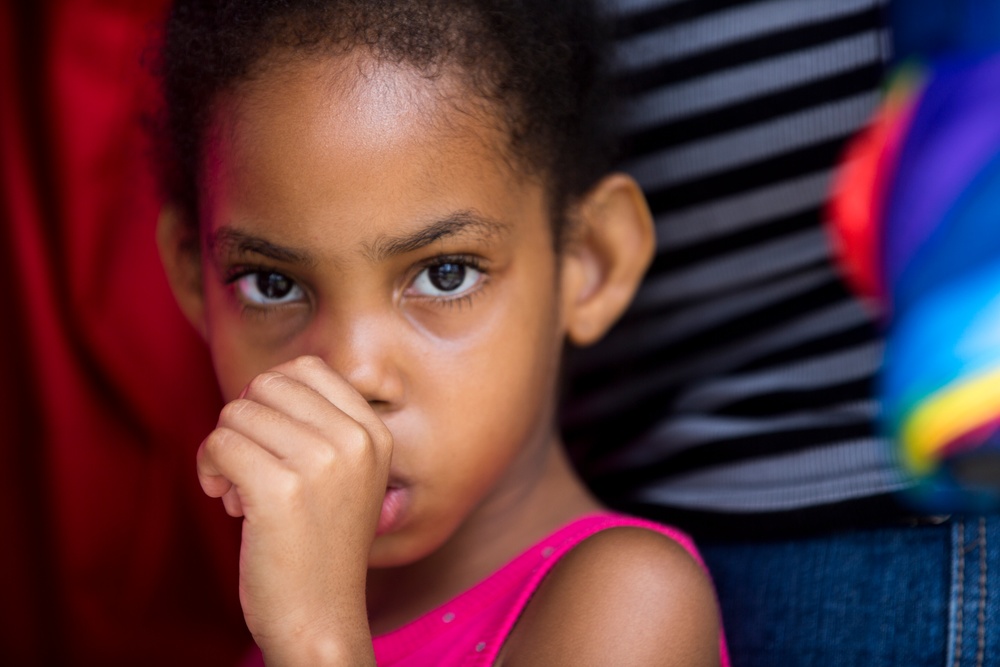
left=197, top=53, right=572, bottom=567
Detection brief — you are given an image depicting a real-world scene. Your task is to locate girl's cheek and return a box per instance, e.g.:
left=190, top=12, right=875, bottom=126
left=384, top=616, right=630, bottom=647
left=400, top=286, right=501, bottom=343
left=217, top=304, right=314, bottom=369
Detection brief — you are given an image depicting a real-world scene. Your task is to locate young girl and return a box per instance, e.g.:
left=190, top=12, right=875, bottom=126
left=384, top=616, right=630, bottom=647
left=154, top=1, right=729, bottom=664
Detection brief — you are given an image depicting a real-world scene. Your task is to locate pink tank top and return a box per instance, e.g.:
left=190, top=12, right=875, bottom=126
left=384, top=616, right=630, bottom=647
left=374, top=512, right=729, bottom=665
left=242, top=513, right=730, bottom=666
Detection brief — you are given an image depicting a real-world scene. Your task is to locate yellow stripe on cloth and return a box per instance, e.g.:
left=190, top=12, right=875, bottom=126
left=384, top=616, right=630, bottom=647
left=901, top=367, right=1000, bottom=475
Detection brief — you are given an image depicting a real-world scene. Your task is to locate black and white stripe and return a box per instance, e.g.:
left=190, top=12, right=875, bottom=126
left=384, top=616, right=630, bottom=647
left=562, top=0, right=911, bottom=525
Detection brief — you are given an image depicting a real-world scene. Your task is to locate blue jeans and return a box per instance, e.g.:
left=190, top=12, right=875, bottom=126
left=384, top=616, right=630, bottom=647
left=699, top=515, right=1000, bottom=666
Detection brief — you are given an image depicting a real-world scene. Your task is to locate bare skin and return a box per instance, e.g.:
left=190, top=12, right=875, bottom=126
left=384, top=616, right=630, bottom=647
left=159, top=50, right=720, bottom=666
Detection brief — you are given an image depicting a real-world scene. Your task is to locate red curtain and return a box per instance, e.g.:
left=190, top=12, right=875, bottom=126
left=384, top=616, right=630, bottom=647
left=0, top=1, right=249, bottom=663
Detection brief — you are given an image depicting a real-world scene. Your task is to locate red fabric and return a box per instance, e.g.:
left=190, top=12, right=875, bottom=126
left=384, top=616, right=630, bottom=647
left=0, top=1, right=249, bottom=663
left=826, top=71, right=923, bottom=312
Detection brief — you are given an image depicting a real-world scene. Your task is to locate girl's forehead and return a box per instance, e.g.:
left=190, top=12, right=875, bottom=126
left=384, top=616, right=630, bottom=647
left=202, top=51, right=521, bottom=207
left=216, top=52, right=495, bottom=161
left=199, top=51, right=548, bottom=252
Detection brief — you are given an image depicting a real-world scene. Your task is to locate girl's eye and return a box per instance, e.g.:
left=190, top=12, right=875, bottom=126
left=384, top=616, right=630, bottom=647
left=411, top=261, right=482, bottom=297
left=234, top=271, right=304, bottom=305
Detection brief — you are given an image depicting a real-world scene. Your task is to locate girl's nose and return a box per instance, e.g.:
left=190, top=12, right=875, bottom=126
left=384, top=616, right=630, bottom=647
left=305, top=311, right=405, bottom=409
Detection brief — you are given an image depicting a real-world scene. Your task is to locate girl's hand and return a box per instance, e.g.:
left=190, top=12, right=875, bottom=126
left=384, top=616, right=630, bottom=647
left=196, top=355, right=392, bottom=666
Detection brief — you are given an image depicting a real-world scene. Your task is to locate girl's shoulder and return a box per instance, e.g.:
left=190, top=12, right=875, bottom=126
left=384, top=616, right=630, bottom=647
left=500, top=514, right=726, bottom=666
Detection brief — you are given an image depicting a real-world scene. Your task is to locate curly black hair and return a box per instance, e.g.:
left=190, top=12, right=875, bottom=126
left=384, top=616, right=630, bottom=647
left=155, top=0, right=616, bottom=246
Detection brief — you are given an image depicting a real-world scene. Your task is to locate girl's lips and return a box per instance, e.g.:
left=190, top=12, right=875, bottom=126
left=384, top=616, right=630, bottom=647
left=376, top=486, right=409, bottom=536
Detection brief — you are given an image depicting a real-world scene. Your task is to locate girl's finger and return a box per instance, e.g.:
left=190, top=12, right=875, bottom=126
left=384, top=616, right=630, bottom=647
left=234, top=357, right=392, bottom=458
left=268, top=356, right=389, bottom=440
left=221, top=487, right=245, bottom=518
left=234, top=369, right=352, bottom=435
left=196, top=425, right=284, bottom=513
left=197, top=435, right=235, bottom=500
left=216, top=392, right=367, bottom=465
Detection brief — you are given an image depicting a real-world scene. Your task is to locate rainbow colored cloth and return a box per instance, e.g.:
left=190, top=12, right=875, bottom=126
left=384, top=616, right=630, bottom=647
left=829, top=50, right=1000, bottom=512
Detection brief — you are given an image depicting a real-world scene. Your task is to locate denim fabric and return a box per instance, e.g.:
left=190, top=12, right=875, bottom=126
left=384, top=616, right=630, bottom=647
left=699, top=515, right=1000, bottom=666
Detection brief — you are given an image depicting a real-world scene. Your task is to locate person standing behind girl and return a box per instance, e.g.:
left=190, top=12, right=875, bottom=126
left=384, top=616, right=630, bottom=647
left=152, top=1, right=729, bottom=664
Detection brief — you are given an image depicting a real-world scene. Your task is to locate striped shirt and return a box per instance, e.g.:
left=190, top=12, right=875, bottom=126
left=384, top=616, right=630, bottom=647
left=561, top=0, right=914, bottom=535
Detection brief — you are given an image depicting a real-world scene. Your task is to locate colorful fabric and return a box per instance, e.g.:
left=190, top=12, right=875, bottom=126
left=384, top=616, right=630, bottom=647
left=829, top=47, right=1000, bottom=511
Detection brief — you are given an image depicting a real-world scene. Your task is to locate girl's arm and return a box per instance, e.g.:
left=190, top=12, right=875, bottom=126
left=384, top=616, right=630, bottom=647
left=501, top=527, right=722, bottom=666
left=196, top=355, right=391, bottom=666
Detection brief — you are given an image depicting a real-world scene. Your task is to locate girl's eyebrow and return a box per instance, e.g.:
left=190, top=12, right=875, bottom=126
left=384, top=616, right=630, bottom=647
left=365, top=211, right=511, bottom=262
left=208, top=210, right=510, bottom=267
left=208, top=227, right=317, bottom=266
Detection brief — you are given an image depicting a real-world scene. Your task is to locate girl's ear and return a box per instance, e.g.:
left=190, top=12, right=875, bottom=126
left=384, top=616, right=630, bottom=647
left=156, top=205, right=208, bottom=339
left=561, top=173, right=655, bottom=347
